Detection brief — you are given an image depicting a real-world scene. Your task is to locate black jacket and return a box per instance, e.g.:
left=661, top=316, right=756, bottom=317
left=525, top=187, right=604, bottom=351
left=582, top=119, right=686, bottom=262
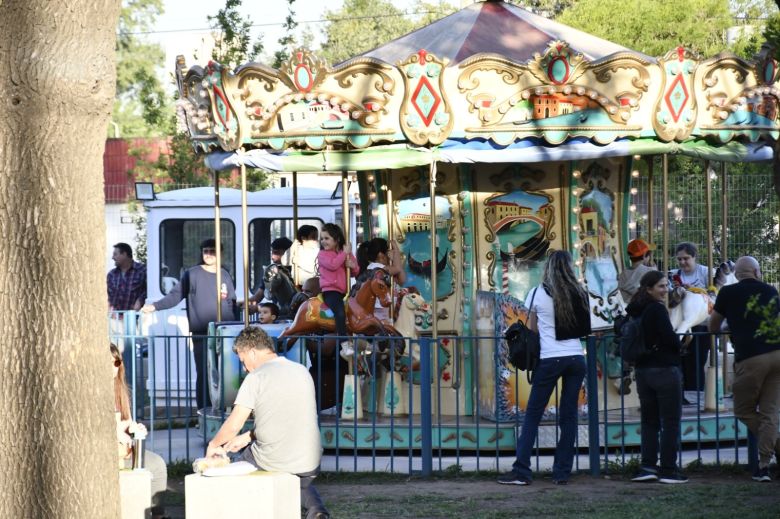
left=625, top=300, right=682, bottom=368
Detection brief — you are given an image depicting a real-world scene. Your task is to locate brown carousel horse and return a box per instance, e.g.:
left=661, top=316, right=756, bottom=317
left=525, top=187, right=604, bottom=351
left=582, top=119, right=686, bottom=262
left=278, top=269, right=401, bottom=348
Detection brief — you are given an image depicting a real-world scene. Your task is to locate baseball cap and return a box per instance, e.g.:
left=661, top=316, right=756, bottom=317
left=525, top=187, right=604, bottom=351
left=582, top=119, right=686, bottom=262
left=627, top=239, right=655, bottom=258
left=271, top=237, right=293, bottom=253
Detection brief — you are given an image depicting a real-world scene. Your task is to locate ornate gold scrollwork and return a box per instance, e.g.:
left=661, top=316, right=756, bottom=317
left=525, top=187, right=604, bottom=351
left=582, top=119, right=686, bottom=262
left=653, top=47, right=700, bottom=142
left=398, top=50, right=454, bottom=146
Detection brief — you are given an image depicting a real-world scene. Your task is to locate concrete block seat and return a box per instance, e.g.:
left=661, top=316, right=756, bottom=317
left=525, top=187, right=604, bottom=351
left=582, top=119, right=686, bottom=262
left=185, top=471, right=300, bottom=519
left=119, top=469, right=152, bottom=519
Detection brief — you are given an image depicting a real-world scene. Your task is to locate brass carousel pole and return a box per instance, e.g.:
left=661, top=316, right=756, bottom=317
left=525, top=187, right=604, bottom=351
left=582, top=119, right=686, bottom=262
left=292, top=171, right=299, bottom=286
left=239, top=151, right=250, bottom=327
left=429, top=161, right=438, bottom=340
left=721, top=162, right=729, bottom=393
left=213, top=168, right=222, bottom=323
left=704, top=161, right=719, bottom=411
left=647, top=157, right=654, bottom=248
left=342, top=171, right=350, bottom=299
left=385, top=171, right=395, bottom=321
left=662, top=155, right=669, bottom=307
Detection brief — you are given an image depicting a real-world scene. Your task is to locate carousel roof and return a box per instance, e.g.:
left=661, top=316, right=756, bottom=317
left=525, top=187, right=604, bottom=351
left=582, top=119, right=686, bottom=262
left=359, top=0, right=652, bottom=65
left=174, top=0, right=780, bottom=167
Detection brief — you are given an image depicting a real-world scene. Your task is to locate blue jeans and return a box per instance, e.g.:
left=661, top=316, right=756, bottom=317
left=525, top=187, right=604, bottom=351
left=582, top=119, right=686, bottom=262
left=635, top=366, right=683, bottom=472
left=322, top=290, right=348, bottom=339
left=512, top=355, right=586, bottom=481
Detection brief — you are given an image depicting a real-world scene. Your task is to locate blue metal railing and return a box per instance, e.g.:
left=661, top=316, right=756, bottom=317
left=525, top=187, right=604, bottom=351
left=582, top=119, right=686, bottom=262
left=109, top=314, right=759, bottom=475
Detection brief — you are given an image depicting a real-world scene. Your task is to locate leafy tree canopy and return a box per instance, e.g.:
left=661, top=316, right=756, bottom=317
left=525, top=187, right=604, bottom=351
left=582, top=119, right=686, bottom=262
left=319, top=0, right=456, bottom=65
left=208, top=0, right=264, bottom=68
left=114, top=0, right=170, bottom=137
left=557, top=0, right=733, bottom=57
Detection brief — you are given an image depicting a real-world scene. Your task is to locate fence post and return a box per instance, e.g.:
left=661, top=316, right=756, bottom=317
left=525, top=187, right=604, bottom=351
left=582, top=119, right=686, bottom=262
left=586, top=335, right=600, bottom=476
left=747, top=431, right=758, bottom=473
left=419, top=337, right=433, bottom=477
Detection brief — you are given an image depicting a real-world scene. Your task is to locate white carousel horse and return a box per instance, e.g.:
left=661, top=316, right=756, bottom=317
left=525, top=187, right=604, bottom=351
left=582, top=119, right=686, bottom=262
left=668, top=261, right=736, bottom=336
left=393, top=292, right=431, bottom=364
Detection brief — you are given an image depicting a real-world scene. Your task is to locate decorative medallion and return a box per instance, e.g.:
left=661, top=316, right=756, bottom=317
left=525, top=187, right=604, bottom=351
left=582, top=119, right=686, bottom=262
left=399, top=50, right=453, bottom=146
left=653, top=47, right=698, bottom=142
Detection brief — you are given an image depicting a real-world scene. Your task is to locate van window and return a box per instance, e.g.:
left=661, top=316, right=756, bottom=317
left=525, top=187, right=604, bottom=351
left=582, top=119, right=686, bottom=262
left=159, top=219, right=236, bottom=294
left=249, top=218, right=323, bottom=291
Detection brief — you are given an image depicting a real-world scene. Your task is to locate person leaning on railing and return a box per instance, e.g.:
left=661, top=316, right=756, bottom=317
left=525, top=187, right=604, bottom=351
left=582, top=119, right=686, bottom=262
left=708, top=256, right=780, bottom=483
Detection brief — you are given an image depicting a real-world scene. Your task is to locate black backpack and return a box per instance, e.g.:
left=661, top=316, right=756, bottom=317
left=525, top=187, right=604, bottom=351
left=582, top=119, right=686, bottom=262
left=614, top=310, right=655, bottom=364
left=504, top=287, right=540, bottom=381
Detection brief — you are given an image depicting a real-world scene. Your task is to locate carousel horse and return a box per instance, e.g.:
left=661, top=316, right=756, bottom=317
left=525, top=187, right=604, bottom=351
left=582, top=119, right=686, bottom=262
left=392, top=292, right=431, bottom=367
left=668, top=261, right=737, bottom=338
left=265, top=264, right=298, bottom=319
left=278, top=269, right=401, bottom=349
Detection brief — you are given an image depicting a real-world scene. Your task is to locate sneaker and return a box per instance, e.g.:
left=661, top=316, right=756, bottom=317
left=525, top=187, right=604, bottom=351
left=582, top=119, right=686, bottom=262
left=497, top=470, right=531, bottom=485
left=752, top=467, right=772, bottom=482
left=658, top=472, right=689, bottom=484
left=339, top=341, right=354, bottom=360
left=631, top=467, right=659, bottom=482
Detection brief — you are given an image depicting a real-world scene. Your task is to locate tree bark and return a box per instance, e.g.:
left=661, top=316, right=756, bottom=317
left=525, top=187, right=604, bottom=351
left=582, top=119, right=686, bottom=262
left=0, top=0, right=122, bottom=516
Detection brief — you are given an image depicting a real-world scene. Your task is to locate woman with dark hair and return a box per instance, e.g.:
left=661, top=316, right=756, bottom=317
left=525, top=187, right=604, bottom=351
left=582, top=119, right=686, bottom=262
left=627, top=270, right=687, bottom=484
left=112, top=344, right=169, bottom=518
left=498, top=250, right=591, bottom=486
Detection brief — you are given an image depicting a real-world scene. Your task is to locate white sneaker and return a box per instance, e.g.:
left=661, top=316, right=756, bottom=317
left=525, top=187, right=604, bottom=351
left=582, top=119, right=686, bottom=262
left=340, top=341, right=354, bottom=360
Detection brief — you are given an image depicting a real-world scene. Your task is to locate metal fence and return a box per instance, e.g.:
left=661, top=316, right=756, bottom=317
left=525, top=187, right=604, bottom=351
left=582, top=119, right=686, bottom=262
left=110, top=313, right=759, bottom=476
left=629, top=158, right=779, bottom=284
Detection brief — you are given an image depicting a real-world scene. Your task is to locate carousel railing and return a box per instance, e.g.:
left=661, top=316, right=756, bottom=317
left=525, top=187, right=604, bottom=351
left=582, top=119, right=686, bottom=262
left=108, top=314, right=759, bottom=475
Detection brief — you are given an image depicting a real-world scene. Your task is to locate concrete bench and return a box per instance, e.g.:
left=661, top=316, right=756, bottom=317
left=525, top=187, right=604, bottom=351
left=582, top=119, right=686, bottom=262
left=119, top=469, right=152, bottom=519
left=185, top=471, right=300, bottom=519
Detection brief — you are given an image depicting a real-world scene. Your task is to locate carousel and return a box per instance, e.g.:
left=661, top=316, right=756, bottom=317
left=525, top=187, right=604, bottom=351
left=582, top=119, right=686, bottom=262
left=175, top=0, right=779, bottom=450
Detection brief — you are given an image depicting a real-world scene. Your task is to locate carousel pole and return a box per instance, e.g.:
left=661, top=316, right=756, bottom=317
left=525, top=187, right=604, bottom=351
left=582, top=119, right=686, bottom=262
left=213, top=168, right=222, bottom=323
left=721, top=162, right=729, bottom=393
left=662, top=155, right=669, bottom=307
left=647, top=157, right=654, bottom=248
left=239, top=151, right=250, bottom=327
left=429, top=161, right=438, bottom=340
left=385, top=170, right=395, bottom=321
left=292, top=171, right=299, bottom=286
left=342, top=171, right=350, bottom=296
left=704, top=161, right=721, bottom=411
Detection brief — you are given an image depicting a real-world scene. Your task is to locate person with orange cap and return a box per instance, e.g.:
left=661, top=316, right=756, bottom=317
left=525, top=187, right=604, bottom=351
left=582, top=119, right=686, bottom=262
left=618, top=238, right=657, bottom=304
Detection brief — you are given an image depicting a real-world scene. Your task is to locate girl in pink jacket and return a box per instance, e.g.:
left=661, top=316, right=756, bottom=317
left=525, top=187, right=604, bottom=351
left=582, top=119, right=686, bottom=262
left=317, top=223, right=359, bottom=349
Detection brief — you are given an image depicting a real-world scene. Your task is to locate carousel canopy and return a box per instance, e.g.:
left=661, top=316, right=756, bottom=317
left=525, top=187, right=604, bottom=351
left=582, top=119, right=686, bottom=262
left=175, top=0, right=779, bottom=170
left=358, top=0, right=652, bottom=65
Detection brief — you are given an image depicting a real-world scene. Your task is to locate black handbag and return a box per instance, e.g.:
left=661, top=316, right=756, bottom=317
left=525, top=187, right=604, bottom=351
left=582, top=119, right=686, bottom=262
left=504, top=286, right=541, bottom=382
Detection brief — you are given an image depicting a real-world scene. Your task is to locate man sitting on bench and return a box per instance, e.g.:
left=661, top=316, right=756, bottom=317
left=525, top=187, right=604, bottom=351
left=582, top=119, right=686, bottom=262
left=206, top=326, right=330, bottom=519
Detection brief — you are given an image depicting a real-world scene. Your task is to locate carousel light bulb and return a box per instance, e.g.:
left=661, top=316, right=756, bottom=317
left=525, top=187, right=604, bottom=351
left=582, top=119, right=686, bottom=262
left=572, top=225, right=579, bottom=231
left=628, top=221, right=637, bottom=230
left=367, top=174, right=375, bottom=183
left=630, top=187, right=638, bottom=195
left=629, top=204, right=637, bottom=212
left=667, top=201, right=674, bottom=209
left=369, top=192, right=377, bottom=200
left=631, top=170, right=640, bottom=178
left=573, top=243, right=580, bottom=249
left=355, top=208, right=362, bottom=217
left=573, top=170, right=581, bottom=178
left=572, top=207, right=579, bottom=213
left=356, top=226, right=363, bottom=235
left=373, top=226, right=381, bottom=235
left=371, top=208, right=379, bottom=217
left=573, top=188, right=581, bottom=195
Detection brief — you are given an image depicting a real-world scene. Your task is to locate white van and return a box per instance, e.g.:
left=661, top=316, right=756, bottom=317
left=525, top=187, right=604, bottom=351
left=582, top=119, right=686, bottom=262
left=140, top=186, right=358, bottom=407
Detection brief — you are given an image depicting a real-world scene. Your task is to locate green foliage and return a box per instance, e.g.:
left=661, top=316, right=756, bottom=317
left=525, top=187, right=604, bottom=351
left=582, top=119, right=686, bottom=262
left=764, top=12, right=780, bottom=49
left=557, top=0, right=733, bottom=57
left=319, top=0, right=456, bottom=65
left=747, top=294, right=780, bottom=343
left=114, top=0, right=170, bottom=137
left=273, top=0, right=298, bottom=69
left=509, top=0, right=575, bottom=18
left=208, top=0, right=264, bottom=68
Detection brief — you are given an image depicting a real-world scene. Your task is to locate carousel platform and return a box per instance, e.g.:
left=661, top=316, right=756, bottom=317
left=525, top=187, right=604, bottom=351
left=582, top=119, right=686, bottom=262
left=199, top=397, right=748, bottom=451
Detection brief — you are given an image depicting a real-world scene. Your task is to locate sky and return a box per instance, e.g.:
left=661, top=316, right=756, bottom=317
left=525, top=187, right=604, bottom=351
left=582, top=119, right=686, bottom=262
left=150, top=0, right=418, bottom=73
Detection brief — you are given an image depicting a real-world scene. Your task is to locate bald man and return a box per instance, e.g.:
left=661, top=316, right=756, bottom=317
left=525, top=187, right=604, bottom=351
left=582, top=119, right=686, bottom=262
left=709, top=256, right=780, bottom=482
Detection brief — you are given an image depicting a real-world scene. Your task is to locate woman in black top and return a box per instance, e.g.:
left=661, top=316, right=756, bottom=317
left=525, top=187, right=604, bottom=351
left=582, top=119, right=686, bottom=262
left=626, top=270, right=687, bottom=484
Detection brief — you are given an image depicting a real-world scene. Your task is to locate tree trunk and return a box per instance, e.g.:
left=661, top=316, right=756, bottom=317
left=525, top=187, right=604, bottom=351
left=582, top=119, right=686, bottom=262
left=0, top=1, right=122, bottom=516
